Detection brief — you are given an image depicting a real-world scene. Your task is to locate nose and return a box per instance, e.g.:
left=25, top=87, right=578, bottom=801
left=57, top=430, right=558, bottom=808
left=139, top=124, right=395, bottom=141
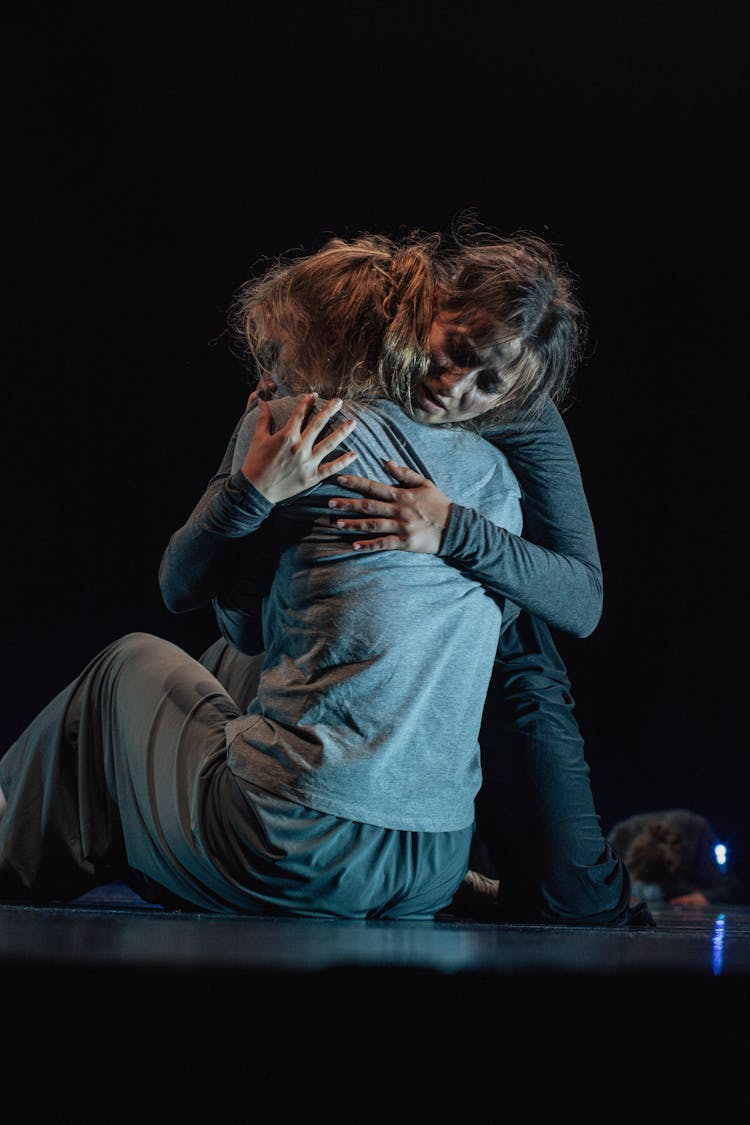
left=435, top=368, right=476, bottom=397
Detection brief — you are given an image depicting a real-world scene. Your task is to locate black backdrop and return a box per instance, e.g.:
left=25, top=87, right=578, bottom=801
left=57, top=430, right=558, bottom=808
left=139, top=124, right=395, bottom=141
left=6, top=4, right=749, bottom=884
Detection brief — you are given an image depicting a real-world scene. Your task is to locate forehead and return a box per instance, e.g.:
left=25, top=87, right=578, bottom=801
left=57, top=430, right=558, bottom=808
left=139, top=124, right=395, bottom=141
left=431, top=315, right=519, bottom=365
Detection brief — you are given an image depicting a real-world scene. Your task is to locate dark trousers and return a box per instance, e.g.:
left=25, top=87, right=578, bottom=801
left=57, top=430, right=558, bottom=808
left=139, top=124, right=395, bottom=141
left=476, top=613, right=631, bottom=924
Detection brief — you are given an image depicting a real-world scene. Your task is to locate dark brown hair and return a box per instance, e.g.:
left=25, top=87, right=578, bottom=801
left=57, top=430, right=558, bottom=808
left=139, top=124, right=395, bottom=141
left=624, top=821, right=686, bottom=884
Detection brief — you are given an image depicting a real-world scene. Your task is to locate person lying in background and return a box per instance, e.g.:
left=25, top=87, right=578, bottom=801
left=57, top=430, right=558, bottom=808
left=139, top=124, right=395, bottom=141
left=608, top=809, right=745, bottom=906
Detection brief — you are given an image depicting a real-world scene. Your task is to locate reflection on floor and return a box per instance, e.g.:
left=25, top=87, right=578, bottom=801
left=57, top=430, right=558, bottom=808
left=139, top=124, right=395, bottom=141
left=3, top=887, right=749, bottom=1120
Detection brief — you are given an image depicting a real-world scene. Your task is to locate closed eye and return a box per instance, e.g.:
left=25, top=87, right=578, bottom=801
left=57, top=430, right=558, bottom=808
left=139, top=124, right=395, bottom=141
left=477, top=370, right=505, bottom=394
left=448, top=344, right=479, bottom=369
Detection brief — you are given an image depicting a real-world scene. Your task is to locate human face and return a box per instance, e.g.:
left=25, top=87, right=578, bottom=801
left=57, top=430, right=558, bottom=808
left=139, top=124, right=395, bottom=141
left=412, top=315, right=521, bottom=425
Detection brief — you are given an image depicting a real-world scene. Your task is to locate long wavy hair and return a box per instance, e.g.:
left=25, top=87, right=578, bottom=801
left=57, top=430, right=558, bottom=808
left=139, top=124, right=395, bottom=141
left=228, top=216, right=587, bottom=426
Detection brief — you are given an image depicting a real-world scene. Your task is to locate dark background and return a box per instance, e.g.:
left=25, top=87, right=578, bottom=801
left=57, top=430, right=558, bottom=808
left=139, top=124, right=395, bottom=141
left=5, top=4, right=748, bottom=885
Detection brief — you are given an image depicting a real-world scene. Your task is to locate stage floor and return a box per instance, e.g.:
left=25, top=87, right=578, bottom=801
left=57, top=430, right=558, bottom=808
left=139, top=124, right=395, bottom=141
left=2, top=889, right=749, bottom=1119
left=2, top=884, right=749, bottom=978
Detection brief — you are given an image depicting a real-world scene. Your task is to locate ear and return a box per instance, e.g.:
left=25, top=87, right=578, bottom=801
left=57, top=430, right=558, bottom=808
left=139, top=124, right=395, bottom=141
left=256, top=377, right=278, bottom=400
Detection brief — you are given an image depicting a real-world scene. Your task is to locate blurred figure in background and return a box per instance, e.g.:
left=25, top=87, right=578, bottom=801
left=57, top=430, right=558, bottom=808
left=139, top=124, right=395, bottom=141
left=607, top=809, right=745, bottom=907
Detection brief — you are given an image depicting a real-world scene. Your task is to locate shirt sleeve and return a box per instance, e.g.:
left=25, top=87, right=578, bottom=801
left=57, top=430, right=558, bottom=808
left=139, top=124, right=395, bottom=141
left=160, top=396, right=604, bottom=642
left=157, top=406, right=275, bottom=616
left=438, top=400, right=604, bottom=638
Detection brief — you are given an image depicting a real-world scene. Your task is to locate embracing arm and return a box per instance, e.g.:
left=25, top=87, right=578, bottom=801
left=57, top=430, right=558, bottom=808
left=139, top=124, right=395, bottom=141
left=478, top=399, right=603, bottom=636
left=439, top=506, right=600, bottom=637
left=158, top=394, right=357, bottom=619
left=158, top=406, right=274, bottom=615
left=329, top=400, right=602, bottom=639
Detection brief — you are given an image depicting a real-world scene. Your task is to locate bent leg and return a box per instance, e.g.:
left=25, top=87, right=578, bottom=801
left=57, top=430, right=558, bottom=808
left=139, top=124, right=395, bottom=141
left=1, top=632, right=474, bottom=919
left=0, top=633, right=265, bottom=910
left=0, top=639, right=136, bottom=902
left=198, top=637, right=264, bottom=712
left=477, top=613, right=632, bottom=924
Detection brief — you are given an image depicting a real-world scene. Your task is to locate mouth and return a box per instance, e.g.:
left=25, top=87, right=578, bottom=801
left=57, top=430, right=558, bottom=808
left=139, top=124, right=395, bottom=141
left=415, top=381, right=448, bottom=415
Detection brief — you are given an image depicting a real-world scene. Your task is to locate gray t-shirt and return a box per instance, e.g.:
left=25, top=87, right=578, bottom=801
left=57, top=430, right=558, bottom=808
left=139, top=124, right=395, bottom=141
left=219, top=396, right=522, bottom=832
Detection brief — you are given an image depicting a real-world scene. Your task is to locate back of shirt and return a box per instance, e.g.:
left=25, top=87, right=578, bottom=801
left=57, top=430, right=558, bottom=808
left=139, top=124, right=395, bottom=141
left=225, top=396, right=523, bottom=833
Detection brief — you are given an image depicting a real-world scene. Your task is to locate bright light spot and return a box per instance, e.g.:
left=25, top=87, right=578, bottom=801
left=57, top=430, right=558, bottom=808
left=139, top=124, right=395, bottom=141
left=714, top=844, right=727, bottom=866
left=712, top=913, right=726, bottom=976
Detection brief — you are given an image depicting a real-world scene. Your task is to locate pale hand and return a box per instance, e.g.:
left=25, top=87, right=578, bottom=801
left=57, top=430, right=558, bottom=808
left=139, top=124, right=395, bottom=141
left=328, top=460, right=451, bottom=553
left=242, top=394, right=358, bottom=504
left=668, top=892, right=710, bottom=907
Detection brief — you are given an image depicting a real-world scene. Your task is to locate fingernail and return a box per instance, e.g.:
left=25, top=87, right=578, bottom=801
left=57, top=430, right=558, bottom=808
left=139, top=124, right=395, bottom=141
left=337, top=476, right=348, bottom=484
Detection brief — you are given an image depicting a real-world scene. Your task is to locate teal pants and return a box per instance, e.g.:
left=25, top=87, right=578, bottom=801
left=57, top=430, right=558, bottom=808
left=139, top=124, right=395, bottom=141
left=0, top=632, right=471, bottom=919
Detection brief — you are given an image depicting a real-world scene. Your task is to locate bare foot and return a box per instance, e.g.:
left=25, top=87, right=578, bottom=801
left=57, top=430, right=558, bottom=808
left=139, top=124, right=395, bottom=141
left=462, top=869, right=500, bottom=899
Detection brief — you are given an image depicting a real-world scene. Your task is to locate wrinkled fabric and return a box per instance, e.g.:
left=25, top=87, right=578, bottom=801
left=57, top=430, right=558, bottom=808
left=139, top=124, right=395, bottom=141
left=477, top=613, right=632, bottom=924
left=0, top=632, right=472, bottom=918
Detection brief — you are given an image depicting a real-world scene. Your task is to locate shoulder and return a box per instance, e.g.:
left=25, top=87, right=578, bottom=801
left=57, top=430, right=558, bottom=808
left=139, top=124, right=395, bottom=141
left=237, top=394, right=308, bottom=437
left=268, top=394, right=309, bottom=423
left=231, top=395, right=310, bottom=472
left=482, top=401, right=578, bottom=469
